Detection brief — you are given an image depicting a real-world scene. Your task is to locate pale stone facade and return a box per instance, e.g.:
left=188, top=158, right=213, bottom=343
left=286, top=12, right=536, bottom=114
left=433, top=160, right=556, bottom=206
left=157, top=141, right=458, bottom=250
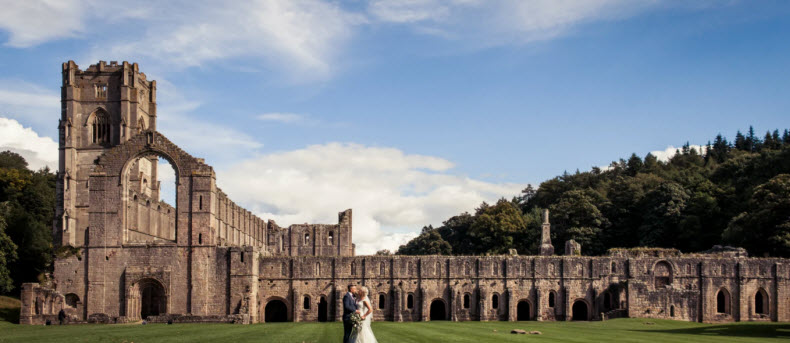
left=19, top=61, right=790, bottom=325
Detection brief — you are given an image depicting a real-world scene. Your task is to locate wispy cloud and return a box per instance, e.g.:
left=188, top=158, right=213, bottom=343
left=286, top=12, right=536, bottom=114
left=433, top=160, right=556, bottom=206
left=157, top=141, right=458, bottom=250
left=0, top=1, right=711, bottom=83
left=257, top=112, right=310, bottom=124
left=368, top=0, right=662, bottom=46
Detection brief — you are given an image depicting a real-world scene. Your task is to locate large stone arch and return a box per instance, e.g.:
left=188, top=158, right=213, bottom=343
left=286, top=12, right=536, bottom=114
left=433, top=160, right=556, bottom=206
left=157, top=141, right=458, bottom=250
left=94, top=131, right=211, bottom=179
left=89, top=130, right=213, bottom=247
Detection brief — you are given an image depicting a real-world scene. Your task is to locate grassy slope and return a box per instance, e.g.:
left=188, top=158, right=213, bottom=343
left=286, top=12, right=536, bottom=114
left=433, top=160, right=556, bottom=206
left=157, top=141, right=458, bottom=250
left=0, top=295, right=20, bottom=324
left=0, top=317, right=788, bottom=343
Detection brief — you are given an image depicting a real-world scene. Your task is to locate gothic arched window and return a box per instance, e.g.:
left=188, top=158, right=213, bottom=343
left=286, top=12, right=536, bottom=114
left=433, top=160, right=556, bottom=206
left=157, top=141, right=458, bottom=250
left=90, top=110, right=111, bottom=144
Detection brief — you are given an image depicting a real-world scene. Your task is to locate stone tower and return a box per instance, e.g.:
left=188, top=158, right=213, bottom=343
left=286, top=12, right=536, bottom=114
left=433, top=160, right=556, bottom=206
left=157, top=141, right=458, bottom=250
left=539, top=209, right=554, bottom=256
left=55, top=61, right=157, bottom=247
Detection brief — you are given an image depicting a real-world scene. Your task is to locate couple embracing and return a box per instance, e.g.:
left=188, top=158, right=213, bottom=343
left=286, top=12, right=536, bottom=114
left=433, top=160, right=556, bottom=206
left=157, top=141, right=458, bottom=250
left=342, top=284, right=378, bottom=343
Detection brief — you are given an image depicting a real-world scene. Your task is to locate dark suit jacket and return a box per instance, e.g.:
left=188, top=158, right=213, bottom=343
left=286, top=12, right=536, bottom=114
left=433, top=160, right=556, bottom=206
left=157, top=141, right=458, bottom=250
left=342, top=292, right=357, bottom=321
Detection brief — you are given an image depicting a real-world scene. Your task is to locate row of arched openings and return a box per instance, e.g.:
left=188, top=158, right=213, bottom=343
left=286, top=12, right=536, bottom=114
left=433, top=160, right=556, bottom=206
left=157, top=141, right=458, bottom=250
left=715, top=287, right=770, bottom=316
left=263, top=296, right=597, bottom=323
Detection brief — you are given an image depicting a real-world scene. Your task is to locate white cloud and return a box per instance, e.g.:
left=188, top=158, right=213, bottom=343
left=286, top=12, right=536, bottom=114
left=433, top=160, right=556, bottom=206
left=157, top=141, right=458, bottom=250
left=0, top=117, right=58, bottom=170
left=91, top=0, right=364, bottom=82
left=217, top=142, right=523, bottom=255
left=649, top=144, right=708, bottom=162
left=368, top=0, right=660, bottom=45
left=0, top=1, right=713, bottom=82
left=257, top=113, right=309, bottom=124
left=0, top=0, right=84, bottom=47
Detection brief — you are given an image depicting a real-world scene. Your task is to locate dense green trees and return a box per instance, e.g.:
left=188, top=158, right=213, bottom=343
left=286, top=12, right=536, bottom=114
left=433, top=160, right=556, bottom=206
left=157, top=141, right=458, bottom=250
left=0, top=151, right=55, bottom=295
left=0, top=203, right=17, bottom=293
left=399, top=127, right=790, bottom=257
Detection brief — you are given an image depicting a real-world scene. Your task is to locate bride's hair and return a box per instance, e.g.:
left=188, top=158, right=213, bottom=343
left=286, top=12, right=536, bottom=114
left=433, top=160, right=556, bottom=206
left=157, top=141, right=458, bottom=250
left=359, top=286, right=369, bottom=298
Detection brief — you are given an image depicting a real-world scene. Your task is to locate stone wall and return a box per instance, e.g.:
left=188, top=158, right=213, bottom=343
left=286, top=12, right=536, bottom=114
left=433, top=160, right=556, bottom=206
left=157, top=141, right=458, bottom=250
left=256, top=253, right=790, bottom=324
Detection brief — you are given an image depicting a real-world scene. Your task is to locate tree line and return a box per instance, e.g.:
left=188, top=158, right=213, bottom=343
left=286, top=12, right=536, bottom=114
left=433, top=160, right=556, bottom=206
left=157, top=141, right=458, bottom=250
left=398, top=127, right=790, bottom=258
left=0, top=151, right=55, bottom=295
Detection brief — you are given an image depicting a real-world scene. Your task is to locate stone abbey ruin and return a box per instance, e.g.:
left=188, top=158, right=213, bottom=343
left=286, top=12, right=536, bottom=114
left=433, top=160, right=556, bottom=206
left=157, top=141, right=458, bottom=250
left=19, top=61, right=790, bottom=325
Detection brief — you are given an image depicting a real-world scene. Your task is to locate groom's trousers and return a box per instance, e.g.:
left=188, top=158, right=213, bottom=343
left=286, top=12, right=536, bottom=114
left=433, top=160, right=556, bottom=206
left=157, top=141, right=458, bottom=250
left=343, top=319, right=352, bottom=343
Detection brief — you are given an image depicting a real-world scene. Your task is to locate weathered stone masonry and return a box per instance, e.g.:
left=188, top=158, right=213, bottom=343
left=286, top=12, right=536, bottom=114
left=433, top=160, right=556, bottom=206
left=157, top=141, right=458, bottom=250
left=19, top=61, right=790, bottom=325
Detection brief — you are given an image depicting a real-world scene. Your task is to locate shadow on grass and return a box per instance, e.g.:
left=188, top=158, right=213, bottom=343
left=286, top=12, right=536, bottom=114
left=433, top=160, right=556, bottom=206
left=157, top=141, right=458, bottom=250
left=634, top=323, right=790, bottom=339
left=0, top=307, right=20, bottom=324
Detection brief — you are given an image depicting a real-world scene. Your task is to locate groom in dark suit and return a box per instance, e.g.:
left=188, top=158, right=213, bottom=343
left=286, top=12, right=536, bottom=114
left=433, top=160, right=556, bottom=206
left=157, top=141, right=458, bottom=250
left=343, top=284, right=359, bottom=343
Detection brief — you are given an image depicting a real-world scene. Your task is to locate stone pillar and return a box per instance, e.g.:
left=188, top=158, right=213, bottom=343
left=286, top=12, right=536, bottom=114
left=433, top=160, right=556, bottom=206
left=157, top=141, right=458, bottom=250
left=478, top=288, right=487, bottom=321
left=535, top=287, right=543, bottom=321
left=447, top=288, right=458, bottom=322
left=539, top=209, right=554, bottom=256
left=334, top=289, right=343, bottom=322
left=507, top=288, right=515, bottom=321
left=293, top=290, right=300, bottom=322
left=737, top=262, right=745, bottom=322
left=420, top=288, right=428, bottom=321
left=394, top=287, right=402, bottom=322
left=563, top=286, right=571, bottom=321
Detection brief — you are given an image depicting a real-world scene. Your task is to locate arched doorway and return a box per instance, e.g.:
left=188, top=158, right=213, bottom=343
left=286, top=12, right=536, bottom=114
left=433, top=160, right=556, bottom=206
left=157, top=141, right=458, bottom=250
left=755, top=288, right=769, bottom=315
left=571, top=300, right=589, bottom=321
left=716, top=288, right=731, bottom=314
left=265, top=299, right=288, bottom=322
left=140, top=279, right=166, bottom=319
left=318, top=296, right=328, bottom=322
left=517, top=300, right=531, bottom=321
left=430, top=299, right=447, bottom=321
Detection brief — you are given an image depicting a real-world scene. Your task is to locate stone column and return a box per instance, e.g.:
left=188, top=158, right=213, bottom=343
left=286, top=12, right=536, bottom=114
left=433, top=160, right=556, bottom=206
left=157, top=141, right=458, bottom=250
left=293, top=290, right=300, bottom=322
left=478, top=288, right=487, bottom=321
left=535, top=287, right=542, bottom=321
left=563, top=286, right=571, bottom=321
left=507, top=288, right=515, bottom=321
left=334, top=289, right=343, bottom=322
left=394, top=287, right=402, bottom=322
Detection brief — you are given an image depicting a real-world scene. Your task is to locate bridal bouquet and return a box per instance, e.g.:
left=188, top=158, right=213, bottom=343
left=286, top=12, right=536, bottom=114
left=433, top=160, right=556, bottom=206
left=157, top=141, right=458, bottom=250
left=350, top=312, right=363, bottom=332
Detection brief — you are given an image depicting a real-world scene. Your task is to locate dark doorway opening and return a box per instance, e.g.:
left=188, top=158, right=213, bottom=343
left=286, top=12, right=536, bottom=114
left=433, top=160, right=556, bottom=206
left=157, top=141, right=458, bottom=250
left=572, top=300, right=588, bottom=321
left=265, top=300, right=288, bottom=322
left=140, top=280, right=166, bottom=319
left=755, top=289, right=768, bottom=315
left=517, top=301, right=531, bottom=321
left=318, top=297, right=328, bottom=322
left=603, top=292, right=612, bottom=311
left=430, top=300, right=446, bottom=321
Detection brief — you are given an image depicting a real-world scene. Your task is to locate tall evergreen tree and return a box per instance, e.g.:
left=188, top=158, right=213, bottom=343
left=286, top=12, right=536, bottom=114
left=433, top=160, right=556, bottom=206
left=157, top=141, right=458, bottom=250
left=747, top=126, right=757, bottom=152
left=734, top=131, right=747, bottom=151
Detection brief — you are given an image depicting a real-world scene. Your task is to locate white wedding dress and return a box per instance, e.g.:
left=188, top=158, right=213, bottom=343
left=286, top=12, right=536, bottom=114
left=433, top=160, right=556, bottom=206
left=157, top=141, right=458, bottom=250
left=352, top=296, right=378, bottom=343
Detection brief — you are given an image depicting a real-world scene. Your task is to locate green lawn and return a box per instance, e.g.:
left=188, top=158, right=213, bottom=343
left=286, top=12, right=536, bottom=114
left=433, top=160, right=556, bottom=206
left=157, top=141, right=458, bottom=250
left=1, top=296, right=788, bottom=343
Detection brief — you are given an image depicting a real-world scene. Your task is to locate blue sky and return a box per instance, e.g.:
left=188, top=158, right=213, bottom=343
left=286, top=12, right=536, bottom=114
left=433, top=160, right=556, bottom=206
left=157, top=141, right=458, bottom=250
left=0, top=1, right=789, bottom=253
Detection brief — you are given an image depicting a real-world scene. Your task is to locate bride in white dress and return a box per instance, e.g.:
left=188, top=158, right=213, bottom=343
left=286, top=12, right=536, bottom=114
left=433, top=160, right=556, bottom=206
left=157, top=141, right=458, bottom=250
left=353, top=286, right=378, bottom=343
